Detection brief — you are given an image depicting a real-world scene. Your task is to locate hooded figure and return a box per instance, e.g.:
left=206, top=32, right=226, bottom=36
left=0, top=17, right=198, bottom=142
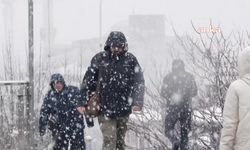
left=49, top=73, right=65, bottom=88
left=81, top=31, right=145, bottom=150
left=220, top=46, right=250, bottom=150
left=104, top=31, right=128, bottom=52
left=39, top=73, right=93, bottom=150
left=81, top=31, right=144, bottom=117
left=161, top=59, right=197, bottom=150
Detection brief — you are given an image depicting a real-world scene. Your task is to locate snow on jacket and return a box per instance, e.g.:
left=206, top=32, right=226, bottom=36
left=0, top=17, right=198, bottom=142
left=161, top=59, right=197, bottom=106
left=39, top=74, right=93, bottom=137
left=220, top=47, right=250, bottom=150
left=80, top=31, right=145, bottom=118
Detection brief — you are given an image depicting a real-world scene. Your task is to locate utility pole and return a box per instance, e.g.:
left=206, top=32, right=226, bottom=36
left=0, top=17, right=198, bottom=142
left=28, top=0, right=35, bottom=149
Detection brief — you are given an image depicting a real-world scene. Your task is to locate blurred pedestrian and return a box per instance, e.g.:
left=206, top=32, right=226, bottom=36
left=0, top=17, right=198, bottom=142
left=161, top=59, right=197, bottom=150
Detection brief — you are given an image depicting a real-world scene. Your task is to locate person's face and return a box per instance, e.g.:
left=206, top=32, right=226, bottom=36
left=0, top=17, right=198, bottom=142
left=53, top=82, right=64, bottom=92
left=111, top=47, right=123, bottom=55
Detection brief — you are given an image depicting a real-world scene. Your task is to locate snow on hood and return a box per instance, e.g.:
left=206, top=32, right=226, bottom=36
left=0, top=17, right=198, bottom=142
left=238, top=46, right=250, bottom=77
left=104, top=31, right=128, bottom=52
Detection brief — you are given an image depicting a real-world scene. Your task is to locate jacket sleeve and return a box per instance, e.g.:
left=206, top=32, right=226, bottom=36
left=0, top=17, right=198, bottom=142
left=219, top=83, right=239, bottom=150
left=73, top=86, right=87, bottom=107
left=131, top=57, right=145, bottom=108
left=80, top=54, right=100, bottom=104
left=70, top=87, right=95, bottom=127
left=39, top=93, right=51, bottom=136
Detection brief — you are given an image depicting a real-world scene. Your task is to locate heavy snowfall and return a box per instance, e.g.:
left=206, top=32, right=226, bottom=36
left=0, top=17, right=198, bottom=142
left=0, top=0, right=250, bottom=150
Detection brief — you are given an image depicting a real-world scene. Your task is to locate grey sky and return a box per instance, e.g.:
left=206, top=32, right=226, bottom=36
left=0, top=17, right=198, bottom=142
left=49, top=0, right=250, bottom=43
left=0, top=0, right=250, bottom=53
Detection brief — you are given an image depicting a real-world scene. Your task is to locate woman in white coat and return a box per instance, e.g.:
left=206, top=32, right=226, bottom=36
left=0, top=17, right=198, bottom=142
left=220, top=46, right=250, bottom=150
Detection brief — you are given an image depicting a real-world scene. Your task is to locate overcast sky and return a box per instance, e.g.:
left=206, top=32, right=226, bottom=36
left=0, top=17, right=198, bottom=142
left=44, top=0, right=250, bottom=43
left=0, top=0, right=250, bottom=55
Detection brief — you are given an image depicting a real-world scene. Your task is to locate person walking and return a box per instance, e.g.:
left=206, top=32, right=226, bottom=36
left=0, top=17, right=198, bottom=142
left=80, top=31, right=145, bottom=150
left=39, top=73, right=93, bottom=150
left=161, top=59, right=197, bottom=150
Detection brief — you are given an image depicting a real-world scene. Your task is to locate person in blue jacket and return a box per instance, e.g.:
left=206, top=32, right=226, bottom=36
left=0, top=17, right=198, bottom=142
left=39, top=73, right=93, bottom=150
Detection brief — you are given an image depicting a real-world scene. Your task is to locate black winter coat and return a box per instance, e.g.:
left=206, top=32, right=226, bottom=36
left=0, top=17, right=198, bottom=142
left=39, top=85, right=89, bottom=136
left=161, top=70, right=197, bottom=107
left=81, top=51, right=145, bottom=118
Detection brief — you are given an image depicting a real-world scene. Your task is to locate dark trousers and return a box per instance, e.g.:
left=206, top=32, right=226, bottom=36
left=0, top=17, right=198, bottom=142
left=165, top=104, right=191, bottom=150
left=52, top=129, right=85, bottom=150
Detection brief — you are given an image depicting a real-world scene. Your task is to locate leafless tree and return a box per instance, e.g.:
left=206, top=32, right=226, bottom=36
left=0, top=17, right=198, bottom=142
left=172, top=21, right=250, bottom=149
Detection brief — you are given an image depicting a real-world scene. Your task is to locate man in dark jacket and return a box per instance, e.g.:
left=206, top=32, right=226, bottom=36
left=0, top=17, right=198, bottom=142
left=161, top=59, right=197, bottom=150
left=81, top=31, right=145, bottom=150
left=39, top=73, right=93, bottom=150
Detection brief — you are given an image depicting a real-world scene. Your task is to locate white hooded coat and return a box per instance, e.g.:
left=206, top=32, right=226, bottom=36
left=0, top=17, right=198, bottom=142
left=220, top=46, right=250, bottom=150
